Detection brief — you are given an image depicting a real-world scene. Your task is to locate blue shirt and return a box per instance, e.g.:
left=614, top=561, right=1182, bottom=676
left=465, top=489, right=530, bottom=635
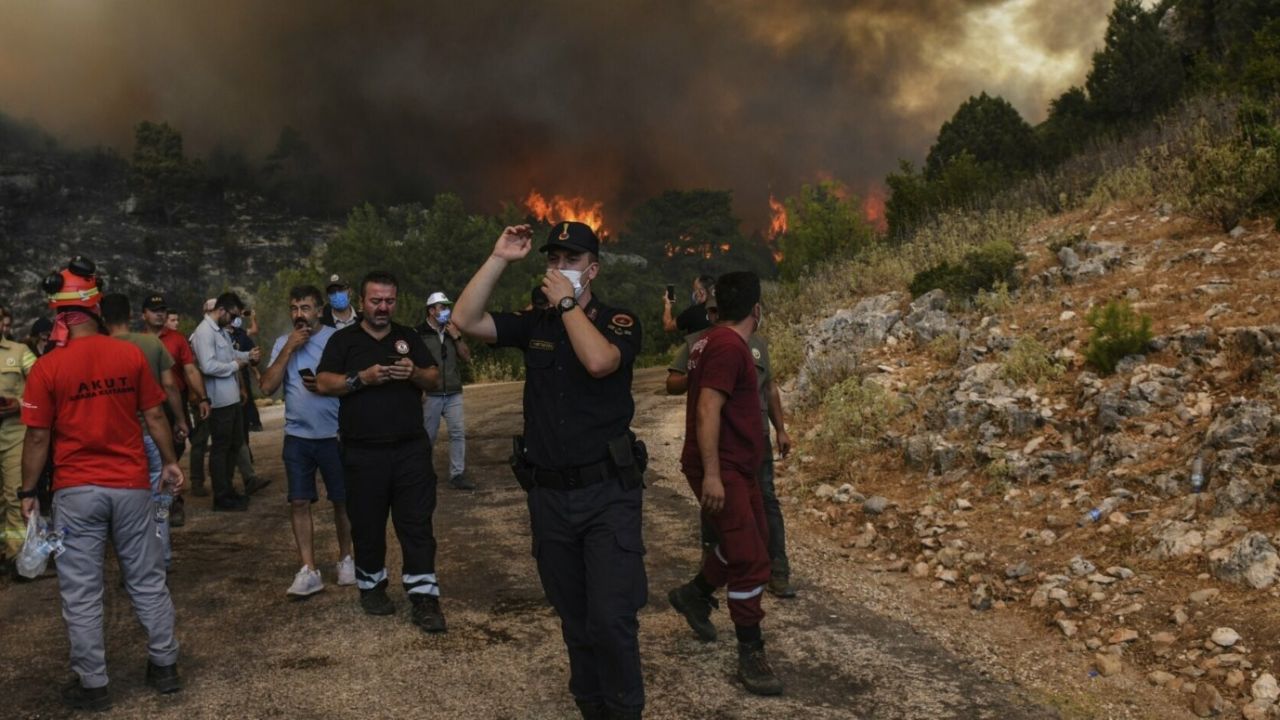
left=191, top=315, right=250, bottom=409
left=270, top=325, right=339, bottom=439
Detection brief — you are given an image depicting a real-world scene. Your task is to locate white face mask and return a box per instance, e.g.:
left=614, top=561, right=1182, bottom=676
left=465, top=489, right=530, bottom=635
left=231, top=316, right=243, bottom=329
left=559, top=269, right=586, bottom=299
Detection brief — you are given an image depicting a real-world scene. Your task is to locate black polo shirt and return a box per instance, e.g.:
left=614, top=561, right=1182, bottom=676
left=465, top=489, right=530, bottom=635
left=317, top=321, right=435, bottom=443
left=492, top=296, right=641, bottom=470
left=676, top=302, right=711, bottom=334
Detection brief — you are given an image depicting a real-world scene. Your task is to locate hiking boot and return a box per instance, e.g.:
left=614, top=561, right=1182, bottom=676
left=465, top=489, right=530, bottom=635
left=766, top=575, right=796, bottom=599
left=737, top=640, right=784, bottom=696
left=360, top=586, right=395, bottom=616
left=168, top=496, right=186, bottom=528
left=145, top=660, right=183, bottom=694
left=286, top=566, right=324, bottom=598
left=410, top=595, right=447, bottom=633
left=191, top=483, right=209, bottom=498
left=667, top=582, right=718, bottom=642
left=336, top=556, right=356, bottom=586
left=61, top=679, right=111, bottom=712
left=245, top=476, right=271, bottom=495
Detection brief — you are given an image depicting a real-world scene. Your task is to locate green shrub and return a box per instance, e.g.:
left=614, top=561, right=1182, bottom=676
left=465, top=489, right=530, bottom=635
left=974, top=281, right=1013, bottom=315
left=908, top=239, right=1022, bottom=300
left=926, top=333, right=962, bottom=364
left=817, top=378, right=903, bottom=465
left=1084, top=301, right=1153, bottom=374
left=1001, top=336, right=1063, bottom=385
left=1047, top=231, right=1087, bottom=255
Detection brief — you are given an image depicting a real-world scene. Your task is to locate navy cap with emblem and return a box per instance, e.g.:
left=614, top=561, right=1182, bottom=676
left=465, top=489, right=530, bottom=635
left=539, top=221, right=599, bottom=256
left=142, top=293, right=167, bottom=311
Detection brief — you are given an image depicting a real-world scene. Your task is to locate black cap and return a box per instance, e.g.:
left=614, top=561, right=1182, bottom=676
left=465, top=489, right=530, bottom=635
left=539, top=221, right=599, bottom=256
left=31, top=317, right=53, bottom=336
left=325, top=274, right=349, bottom=293
left=142, top=293, right=167, bottom=311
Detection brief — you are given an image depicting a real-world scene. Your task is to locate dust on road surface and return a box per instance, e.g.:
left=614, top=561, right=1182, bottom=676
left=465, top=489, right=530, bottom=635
left=1, top=369, right=1059, bottom=719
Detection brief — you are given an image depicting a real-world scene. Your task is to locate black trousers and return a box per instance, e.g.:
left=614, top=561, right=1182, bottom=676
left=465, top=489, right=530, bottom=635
left=342, top=440, right=439, bottom=596
left=528, top=477, right=646, bottom=713
left=208, top=404, right=244, bottom=501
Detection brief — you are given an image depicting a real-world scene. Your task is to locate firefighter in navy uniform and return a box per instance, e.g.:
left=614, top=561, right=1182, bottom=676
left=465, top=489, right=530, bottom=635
left=454, top=221, right=647, bottom=720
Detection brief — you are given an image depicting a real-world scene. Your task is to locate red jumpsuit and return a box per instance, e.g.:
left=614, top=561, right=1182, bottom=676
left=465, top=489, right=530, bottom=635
left=681, top=326, right=771, bottom=627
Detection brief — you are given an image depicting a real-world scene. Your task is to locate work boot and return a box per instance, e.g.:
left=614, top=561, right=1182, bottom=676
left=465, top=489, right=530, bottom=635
left=766, top=575, right=796, bottom=599
left=574, top=699, right=608, bottom=720
left=145, top=660, right=183, bottom=694
left=667, top=581, right=718, bottom=642
left=737, top=640, right=784, bottom=696
left=360, top=586, right=395, bottom=616
left=410, top=595, right=447, bottom=633
left=61, top=679, right=111, bottom=712
left=168, top=496, right=186, bottom=528
left=245, top=476, right=271, bottom=495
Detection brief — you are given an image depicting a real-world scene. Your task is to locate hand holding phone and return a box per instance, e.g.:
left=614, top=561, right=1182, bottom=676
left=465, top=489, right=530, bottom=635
left=665, top=284, right=675, bottom=303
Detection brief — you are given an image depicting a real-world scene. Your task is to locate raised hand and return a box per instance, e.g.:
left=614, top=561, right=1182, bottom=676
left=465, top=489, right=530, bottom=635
left=492, top=225, right=535, bottom=262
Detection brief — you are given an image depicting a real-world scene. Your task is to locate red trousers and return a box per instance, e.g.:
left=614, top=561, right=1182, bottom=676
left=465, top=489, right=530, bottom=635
left=685, top=468, right=770, bottom=627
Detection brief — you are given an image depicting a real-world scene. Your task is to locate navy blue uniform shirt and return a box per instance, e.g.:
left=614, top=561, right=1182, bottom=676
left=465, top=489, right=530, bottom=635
left=492, top=297, right=641, bottom=470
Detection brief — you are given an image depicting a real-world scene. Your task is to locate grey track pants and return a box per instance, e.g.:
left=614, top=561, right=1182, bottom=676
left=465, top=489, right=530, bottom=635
left=54, top=485, right=179, bottom=688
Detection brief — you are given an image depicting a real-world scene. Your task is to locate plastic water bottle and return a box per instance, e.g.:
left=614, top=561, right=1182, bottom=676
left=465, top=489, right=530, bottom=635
left=153, top=490, right=173, bottom=522
left=1078, top=497, right=1120, bottom=526
left=1190, top=456, right=1206, bottom=494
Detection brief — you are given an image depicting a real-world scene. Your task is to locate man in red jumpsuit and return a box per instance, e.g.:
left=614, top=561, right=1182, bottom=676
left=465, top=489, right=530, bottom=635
left=667, top=270, right=783, bottom=696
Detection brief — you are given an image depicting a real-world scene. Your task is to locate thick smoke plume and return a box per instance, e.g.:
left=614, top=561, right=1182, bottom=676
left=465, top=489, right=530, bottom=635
left=0, top=0, right=1112, bottom=227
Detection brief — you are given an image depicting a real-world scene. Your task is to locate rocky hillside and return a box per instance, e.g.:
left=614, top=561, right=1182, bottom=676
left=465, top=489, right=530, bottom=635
left=779, top=206, right=1280, bottom=718
left=0, top=148, right=338, bottom=326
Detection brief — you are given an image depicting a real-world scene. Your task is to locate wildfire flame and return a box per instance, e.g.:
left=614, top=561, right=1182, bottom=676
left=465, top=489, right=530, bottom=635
left=863, top=185, right=887, bottom=233
left=525, top=190, right=607, bottom=237
left=766, top=194, right=787, bottom=263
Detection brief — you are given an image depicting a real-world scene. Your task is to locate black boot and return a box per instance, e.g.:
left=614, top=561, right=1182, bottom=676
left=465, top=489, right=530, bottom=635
left=667, top=581, right=718, bottom=642
left=61, top=678, right=111, bottom=712
left=737, top=639, right=783, bottom=696
left=575, top=699, right=609, bottom=719
left=145, top=660, right=183, bottom=694
left=409, top=595, right=447, bottom=633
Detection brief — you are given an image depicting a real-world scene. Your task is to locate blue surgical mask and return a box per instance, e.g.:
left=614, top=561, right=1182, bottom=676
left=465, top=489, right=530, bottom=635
left=231, top=317, right=243, bottom=329
left=437, top=308, right=452, bottom=324
left=329, top=292, right=350, bottom=311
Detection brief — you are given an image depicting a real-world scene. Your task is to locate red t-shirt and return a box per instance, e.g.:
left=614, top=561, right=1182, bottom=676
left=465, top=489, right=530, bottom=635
left=680, top=326, right=765, bottom=477
left=157, top=327, right=195, bottom=396
left=21, top=334, right=166, bottom=492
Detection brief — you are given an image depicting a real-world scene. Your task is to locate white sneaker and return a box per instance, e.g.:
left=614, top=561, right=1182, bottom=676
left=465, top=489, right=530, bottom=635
left=336, top=556, right=356, bottom=586
left=287, top=566, right=324, bottom=597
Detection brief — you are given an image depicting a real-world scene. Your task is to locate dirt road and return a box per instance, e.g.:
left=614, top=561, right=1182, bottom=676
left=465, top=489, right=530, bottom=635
left=1, top=369, right=1059, bottom=719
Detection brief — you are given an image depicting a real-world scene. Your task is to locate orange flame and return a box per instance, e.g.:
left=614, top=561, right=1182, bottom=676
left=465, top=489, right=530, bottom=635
left=863, top=185, right=887, bottom=233
left=767, top=194, right=786, bottom=263
left=525, top=190, right=607, bottom=238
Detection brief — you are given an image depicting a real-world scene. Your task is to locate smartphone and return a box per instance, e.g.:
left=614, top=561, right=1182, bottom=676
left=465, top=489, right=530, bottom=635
left=665, top=284, right=675, bottom=302
left=298, top=368, right=315, bottom=379
left=386, top=354, right=406, bottom=366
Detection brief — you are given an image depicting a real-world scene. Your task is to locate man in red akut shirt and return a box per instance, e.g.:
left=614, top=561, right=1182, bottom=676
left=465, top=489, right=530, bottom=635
left=668, top=271, right=783, bottom=696
left=18, top=258, right=185, bottom=712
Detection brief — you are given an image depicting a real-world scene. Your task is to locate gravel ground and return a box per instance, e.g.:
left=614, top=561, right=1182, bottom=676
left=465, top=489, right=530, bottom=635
left=0, top=368, right=1177, bottom=719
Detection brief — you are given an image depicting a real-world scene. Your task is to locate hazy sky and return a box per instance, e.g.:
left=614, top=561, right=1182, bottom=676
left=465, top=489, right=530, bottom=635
left=0, top=0, right=1114, bottom=227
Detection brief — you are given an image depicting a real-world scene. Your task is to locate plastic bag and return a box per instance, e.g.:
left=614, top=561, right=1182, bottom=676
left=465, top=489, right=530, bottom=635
left=15, top=508, right=64, bottom=579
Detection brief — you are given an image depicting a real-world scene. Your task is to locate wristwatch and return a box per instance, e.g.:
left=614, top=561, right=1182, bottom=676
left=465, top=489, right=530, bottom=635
left=557, top=296, right=578, bottom=313
left=345, top=371, right=364, bottom=392
left=17, top=488, right=38, bottom=499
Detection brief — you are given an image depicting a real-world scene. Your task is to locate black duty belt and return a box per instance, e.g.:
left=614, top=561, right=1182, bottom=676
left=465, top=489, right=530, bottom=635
left=531, top=460, right=614, bottom=491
